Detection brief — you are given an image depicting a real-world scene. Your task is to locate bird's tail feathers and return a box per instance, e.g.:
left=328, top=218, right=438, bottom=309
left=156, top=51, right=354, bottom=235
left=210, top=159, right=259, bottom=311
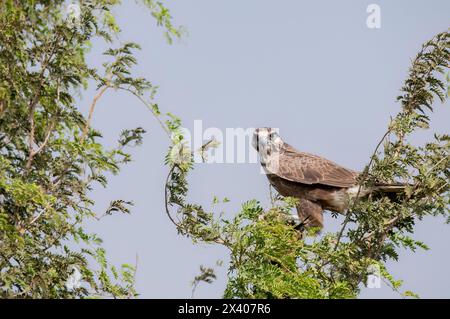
left=372, top=183, right=408, bottom=193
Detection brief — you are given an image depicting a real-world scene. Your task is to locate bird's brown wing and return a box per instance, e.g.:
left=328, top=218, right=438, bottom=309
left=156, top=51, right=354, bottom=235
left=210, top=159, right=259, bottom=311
left=265, top=143, right=359, bottom=188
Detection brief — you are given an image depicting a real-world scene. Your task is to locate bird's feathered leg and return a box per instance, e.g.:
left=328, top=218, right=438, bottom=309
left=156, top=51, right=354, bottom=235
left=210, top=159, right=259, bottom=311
left=296, top=199, right=324, bottom=229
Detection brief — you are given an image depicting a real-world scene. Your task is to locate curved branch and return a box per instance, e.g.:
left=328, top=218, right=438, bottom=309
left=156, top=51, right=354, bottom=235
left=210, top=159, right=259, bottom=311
left=80, top=84, right=110, bottom=144
left=164, top=165, right=182, bottom=228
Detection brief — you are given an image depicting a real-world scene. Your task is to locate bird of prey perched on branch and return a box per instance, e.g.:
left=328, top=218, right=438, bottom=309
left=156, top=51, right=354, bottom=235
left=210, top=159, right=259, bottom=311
left=252, top=127, right=406, bottom=229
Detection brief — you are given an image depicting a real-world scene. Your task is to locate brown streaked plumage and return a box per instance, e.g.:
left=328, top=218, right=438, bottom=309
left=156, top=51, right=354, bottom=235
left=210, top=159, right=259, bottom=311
left=267, top=142, right=359, bottom=188
left=252, top=127, right=406, bottom=229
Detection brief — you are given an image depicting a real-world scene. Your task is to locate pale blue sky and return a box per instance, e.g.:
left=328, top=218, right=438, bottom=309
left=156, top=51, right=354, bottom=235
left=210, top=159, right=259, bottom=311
left=81, top=0, right=450, bottom=298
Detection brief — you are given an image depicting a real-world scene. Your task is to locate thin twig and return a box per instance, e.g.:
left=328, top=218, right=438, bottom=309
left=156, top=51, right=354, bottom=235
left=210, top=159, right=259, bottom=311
left=334, top=129, right=392, bottom=250
left=80, top=84, right=110, bottom=144
left=26, top=120, right=56, bottom=170
left=117, top=87, right=171, bottom=138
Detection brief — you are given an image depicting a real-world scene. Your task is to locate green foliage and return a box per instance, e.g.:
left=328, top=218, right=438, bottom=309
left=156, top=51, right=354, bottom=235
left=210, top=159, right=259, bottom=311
left=222, top=200, right=355, bottom=299
left=0, top=0, right=179, bottom=298
left=1, top=0, right=448, bottom=300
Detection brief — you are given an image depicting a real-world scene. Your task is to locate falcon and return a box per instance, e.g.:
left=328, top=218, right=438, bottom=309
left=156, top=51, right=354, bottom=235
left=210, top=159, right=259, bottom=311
left=252, top=127, right=406, bottom=229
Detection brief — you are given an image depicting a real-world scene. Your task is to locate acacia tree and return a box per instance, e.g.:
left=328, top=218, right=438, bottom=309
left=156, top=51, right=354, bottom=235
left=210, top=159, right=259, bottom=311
left=0, top=0, right=181, bottom=298
left=1, top=1, right=448, bottom=300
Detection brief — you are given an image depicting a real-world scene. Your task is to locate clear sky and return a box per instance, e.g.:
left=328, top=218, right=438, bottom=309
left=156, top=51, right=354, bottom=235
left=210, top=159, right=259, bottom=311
left=80, top=0, right=450, bottom=298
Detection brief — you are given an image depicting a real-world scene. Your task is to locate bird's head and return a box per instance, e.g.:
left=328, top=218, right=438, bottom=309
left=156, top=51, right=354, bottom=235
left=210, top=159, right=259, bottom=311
left=252, top=127, right=284, bottom=156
